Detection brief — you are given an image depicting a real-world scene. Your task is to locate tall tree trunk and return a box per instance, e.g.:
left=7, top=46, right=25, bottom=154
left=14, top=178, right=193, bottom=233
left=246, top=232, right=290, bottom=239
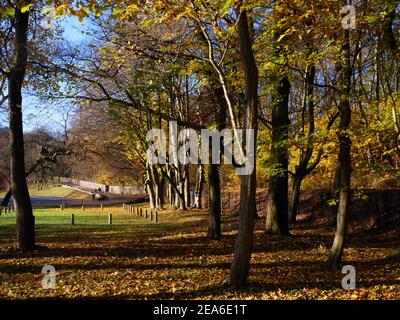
left=327, top=28, right=352, bottom=271
left=265, top=76, right=291, bottom=236
left=205, top=77, right=226, bottom=238
left=207, top=164, right=221, bottom=239
left=8, top=7, right=34, bottom=251
left=230, top=9, right=258, bottom=289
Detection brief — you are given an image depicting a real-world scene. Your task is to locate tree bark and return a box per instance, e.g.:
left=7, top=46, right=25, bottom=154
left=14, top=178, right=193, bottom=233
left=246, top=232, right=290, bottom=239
left=184, top=166, right=190, bottom=208
left=156, top=175, right=165, bottom=209
left=207, top=164, right=221, bottom=239
left=288, top=175, right=303, bottom=224
left=327, top=28, right=352, bottom=271
left=8, top=7, right=34, bottom=250
left=194, top=164, right=204, bottom=209
left=265, top=76, right=291, bottom=236
left=288, top=61, right=316, bottom=224
left=230, top=9, right=258, bottom=289
left=147, top=182, right=155, bottom=209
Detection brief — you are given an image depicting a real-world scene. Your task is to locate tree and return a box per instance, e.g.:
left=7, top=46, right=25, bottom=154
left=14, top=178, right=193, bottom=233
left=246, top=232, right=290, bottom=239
left=230, top=6, right=259, bottom=288
left=264, top=2, right=291, bottom=236
left=5, top=1, right=35, bottom=250
left=327, top=25, right=353, bottom=271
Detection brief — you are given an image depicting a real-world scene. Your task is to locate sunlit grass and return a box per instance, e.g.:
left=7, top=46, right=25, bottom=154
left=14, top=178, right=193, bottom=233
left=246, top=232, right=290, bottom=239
left=1, top=185, right=92, bottom=200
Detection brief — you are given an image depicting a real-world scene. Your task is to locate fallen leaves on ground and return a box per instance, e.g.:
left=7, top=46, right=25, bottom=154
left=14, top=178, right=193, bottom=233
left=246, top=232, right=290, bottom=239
left=0, top=208, right=399, bottom=300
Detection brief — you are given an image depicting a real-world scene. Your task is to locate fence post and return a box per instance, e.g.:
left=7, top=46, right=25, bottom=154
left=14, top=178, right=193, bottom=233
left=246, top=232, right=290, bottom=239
left=108, top=213, right=112, bottom=225
left=71, top=214, right=75, bottom=225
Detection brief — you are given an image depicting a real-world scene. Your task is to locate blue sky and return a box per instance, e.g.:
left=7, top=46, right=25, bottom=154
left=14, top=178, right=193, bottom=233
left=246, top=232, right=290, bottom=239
left=21, top=16, right=87, bottom=133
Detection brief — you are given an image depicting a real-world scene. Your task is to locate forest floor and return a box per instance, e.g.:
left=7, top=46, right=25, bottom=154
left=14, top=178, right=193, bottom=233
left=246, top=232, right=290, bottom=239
left=0, top=206, right=399, bottom=300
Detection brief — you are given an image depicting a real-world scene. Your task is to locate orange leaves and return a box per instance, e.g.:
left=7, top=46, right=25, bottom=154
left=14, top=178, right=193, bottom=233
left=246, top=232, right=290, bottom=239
left=0, top=207, right=399, bottom=299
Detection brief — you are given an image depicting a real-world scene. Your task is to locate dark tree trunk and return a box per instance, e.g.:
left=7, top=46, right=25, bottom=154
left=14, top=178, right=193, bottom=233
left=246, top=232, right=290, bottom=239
left=327, top=28, right=352, bottom=271
left=8, top=7, right=34, bottom=250
left=156, top=175, right=165, bottom=209
left=207, top=164, right=221, bottom=239
left=1, top=188, right=12, bottom=207
left=288, top=175, right=303, bottom=224
left=175, top=180, right=186, bottom=210
left=230, top=10, right=258, bottom=289
left=289, top=61, right=316, bottom=224
left=265, top=75, right=291, bottom=236
left=205, top=73, right=226, bottom=238
left=327, top=135, right=351, bottom=270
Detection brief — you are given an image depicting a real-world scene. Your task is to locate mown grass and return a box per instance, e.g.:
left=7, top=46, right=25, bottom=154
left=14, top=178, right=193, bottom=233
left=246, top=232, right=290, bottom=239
left=0, top=206, right=399, bottom=300
left=1, top=185, right=92, bottom=200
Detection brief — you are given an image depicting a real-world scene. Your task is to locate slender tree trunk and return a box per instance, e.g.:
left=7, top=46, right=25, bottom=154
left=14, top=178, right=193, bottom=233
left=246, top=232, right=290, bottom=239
left=288, top=175, right=303, bottom=224
left=207, top=164, right=221, bottom=239
left=265, top=76, right=291, bottom=236
left=205, top=78, right=226, bottom=238
left=327, top=28, right=352, bottom=271
left=289, top=61, right=316, bottom=224
left=230, top=10, right=258, bottom=289
left=168, top=183, right=174, bottom=206
left=184, top=167, right=190, bottom=208
left=156, top=175, right=165, bottom=209
left=8, top=7, right=34, bottom=250
left=175, top=179, right=186, bottom=210
left=194, top=164, right=204, bottom=209
left=147, top=183, right=155, bottom=209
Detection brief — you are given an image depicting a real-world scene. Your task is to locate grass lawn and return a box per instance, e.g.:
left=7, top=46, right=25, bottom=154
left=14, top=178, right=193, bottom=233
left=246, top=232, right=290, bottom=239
left=1, top=185, right=92, bottom=200
left=0, top=207, right=399, bottom=300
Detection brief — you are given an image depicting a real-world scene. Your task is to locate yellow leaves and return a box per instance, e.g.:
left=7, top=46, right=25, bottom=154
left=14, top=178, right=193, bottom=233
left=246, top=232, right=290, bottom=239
left=0, top=6, right=15, bottom=17
left=55, top=4, right=68, bottom=16
left=21, top=3, right=33, bottom=13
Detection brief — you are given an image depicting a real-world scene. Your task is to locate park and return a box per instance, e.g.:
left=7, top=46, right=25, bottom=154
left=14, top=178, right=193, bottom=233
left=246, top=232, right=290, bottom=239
left=0, top=0, right=399, bottom=301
